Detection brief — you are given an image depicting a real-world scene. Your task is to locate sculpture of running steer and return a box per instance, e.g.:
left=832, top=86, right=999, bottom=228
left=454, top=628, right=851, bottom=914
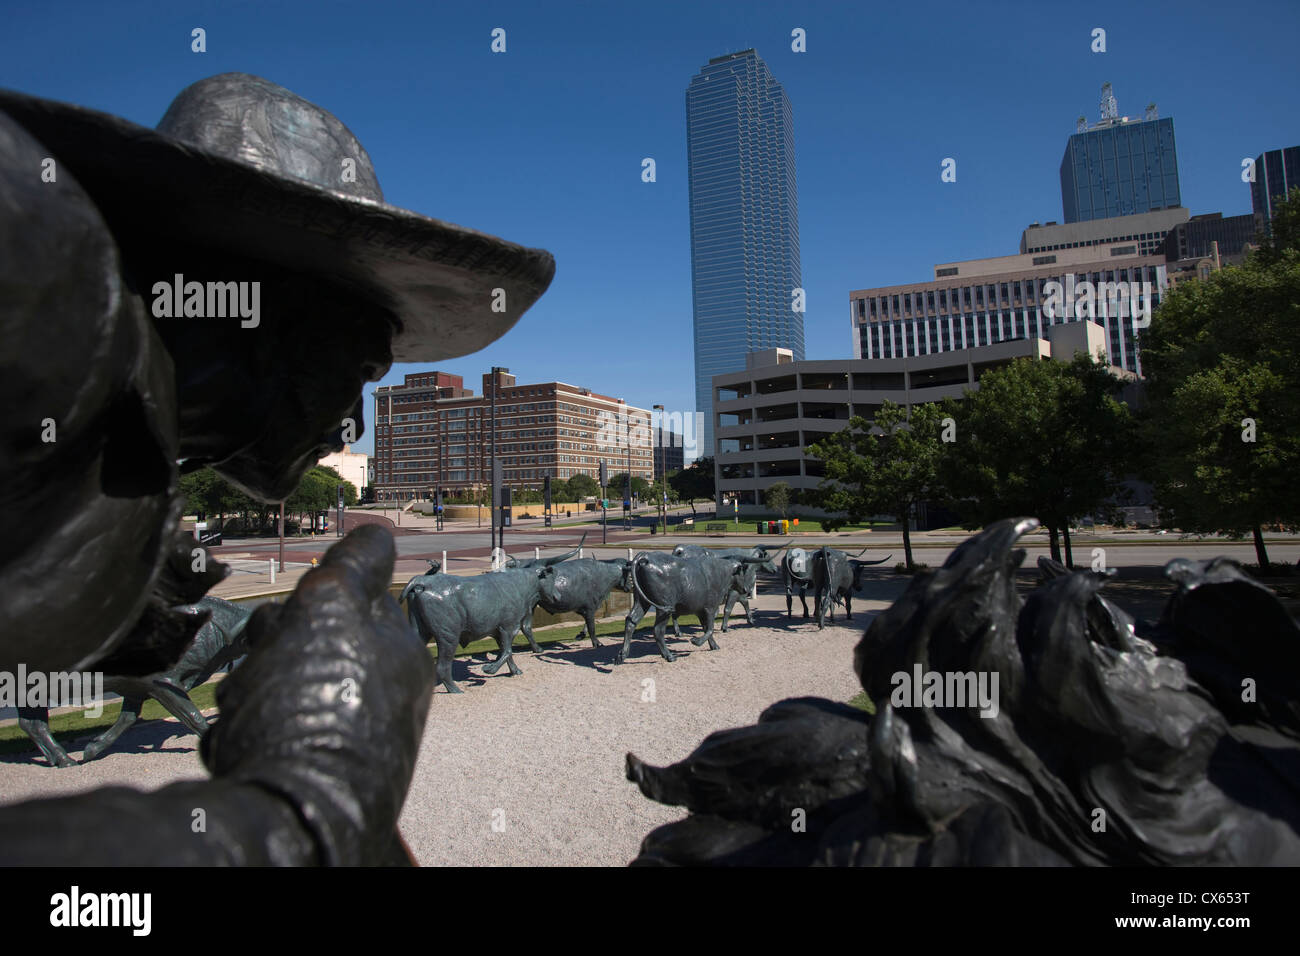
left=406, top=566, right=561, bottom=693
left=673, top=544, right=787, bottom=630
left=781, top=547, right=815, bottom=619
left=17, top=596, right=252, bottom=767
left=536, top=557, right=634, bottom=649
left=812, top=547, right=892, bottom=629
left=620, top=551, right=775, bottom=663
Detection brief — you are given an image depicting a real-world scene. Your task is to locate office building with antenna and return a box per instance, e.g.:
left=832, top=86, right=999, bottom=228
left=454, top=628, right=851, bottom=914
left=1060, top=83, right=1181, bottom=223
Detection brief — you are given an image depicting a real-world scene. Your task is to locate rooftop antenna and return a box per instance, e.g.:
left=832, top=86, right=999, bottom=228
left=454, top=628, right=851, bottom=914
left=1076, top=114, right=1087, bottom=134
left=1144, top=102, right=1158, bottom=121
left=1100, top=82, right=1119, bottom=123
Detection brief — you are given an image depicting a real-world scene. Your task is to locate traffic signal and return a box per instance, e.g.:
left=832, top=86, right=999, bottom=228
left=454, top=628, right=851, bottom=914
left=599, top=460, right=607, bottom=488
left=543, top=475, right=552, bottom=510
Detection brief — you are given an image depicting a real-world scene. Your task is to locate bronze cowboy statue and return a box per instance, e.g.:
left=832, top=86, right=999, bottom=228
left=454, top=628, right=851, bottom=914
left=0, top=73, right=553, bottom=864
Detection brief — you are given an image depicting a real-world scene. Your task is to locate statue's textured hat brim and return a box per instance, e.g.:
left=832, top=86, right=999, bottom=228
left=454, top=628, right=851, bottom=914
left=0, top=89, right=555, bottom=363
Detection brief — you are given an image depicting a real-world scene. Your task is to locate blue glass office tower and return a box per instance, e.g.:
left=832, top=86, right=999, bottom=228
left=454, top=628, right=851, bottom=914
left=1060, top=117, right=1181, bottom=223
left=687, top=49, right=803, bottom=458
left=1251, top=146, right=1300, bottom=232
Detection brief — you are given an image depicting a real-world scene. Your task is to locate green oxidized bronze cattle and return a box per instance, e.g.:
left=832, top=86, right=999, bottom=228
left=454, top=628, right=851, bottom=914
left=406, top=567, right=563, bottom=694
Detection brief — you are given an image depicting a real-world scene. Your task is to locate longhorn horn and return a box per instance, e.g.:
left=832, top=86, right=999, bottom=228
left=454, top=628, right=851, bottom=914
left=540, top=545, right=582, bottom=566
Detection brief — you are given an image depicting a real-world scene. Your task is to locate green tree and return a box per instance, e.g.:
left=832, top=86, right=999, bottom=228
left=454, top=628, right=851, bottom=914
left=668, top=457, right=715, bottom=515
left=607, top=473, right=652, bottom=500
left=567, top=473, right=599, bottom=500
left=547, top=477, right=570, bottom=503
left=1138, top=196, right=1300, bottom=566
left=806, top=401, right=949, bottom=570
left=764, top=481, right=791, bottom=518
left=314, top=465, right=358, bottom=506
left=179, top=467, right=222, bottom=518
left=284, top=465, right=357, bottom=533
left=942, top=355, right=1134, bottom=565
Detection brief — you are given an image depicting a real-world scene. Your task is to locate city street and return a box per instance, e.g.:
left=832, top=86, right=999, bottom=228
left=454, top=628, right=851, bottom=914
left=203, top=509, right=1300, bottom=602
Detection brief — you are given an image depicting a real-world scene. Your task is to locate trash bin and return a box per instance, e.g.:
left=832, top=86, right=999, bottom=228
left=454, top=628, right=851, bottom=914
left=781, top=519, right=789, bottom=534
left=757, top=521, right=765, bottom=535
left=650, top=524, right=656, bottom=535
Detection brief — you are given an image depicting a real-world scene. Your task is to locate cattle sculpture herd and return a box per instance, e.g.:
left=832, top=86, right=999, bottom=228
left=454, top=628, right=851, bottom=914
left=399, top=540, right=885, bottom=691
left=16, top=539, right=887, bottom=765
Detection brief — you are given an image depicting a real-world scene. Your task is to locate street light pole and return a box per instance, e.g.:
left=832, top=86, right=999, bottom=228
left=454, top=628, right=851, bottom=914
left=490, top=366, right=501, bottom=557
left=653, top=404, right=665, bottom=534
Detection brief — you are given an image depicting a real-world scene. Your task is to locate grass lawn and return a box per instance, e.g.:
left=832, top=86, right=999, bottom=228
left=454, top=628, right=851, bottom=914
left=848, top=691, right=874, bottom=713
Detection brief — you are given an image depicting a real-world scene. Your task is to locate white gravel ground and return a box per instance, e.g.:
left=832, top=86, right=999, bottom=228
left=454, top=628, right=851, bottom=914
left=0, top=591, right=885, bottom=866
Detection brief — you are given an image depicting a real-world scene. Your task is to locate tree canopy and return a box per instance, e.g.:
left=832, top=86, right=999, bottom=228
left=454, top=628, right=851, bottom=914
left=806, top=401, right=950, bottom=569
left=1138, top=188, right=1300, bottom=565
left=763, top=481, right=791, bottom=518
left=941, top=354, right=1134, bottom=564
left=668, top=457, right=715, bottom=514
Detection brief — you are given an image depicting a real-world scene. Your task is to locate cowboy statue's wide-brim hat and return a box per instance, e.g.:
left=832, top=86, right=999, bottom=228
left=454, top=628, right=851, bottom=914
left=0, top=73, right=555, bottom=363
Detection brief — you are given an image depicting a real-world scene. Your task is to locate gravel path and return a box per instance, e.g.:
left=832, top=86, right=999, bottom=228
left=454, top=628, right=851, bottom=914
left=0, top=592, right=883, bottom=866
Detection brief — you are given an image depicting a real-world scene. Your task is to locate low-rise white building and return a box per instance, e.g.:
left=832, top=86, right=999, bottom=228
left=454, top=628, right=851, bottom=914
left=318, top=444, right=368, bottom=494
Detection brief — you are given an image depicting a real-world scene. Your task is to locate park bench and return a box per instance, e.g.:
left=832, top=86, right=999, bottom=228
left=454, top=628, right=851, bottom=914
left=706, top=522, right=727, bottom=536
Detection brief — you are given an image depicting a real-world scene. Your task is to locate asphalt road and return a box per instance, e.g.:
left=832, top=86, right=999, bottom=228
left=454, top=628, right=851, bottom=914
left=215, top=529, right=1300, bottom=572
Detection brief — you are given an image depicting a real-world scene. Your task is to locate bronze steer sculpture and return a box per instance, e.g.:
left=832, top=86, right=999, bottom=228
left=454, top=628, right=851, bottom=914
left=782, top=546, right=883, bottom=620
left=780, top=547, right=815, bottom=619
left=406, top=566, right=561, bottom=693
left=621, top=551, right=775, bottom=663
left=811, top=547, right=892, bottom=629
left=536, top=557, right=634, bottom=649
left=17, top=595, right=252, bottom=767
left=673, top=544, right=787, bottom=631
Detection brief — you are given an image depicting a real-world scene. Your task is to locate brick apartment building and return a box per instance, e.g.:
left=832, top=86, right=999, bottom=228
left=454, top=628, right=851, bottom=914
left=371, top=368, right=654, bottom=501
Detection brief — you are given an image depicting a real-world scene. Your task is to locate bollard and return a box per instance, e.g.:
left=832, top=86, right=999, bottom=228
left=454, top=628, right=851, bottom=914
left=579, top=547, right=584, bottom=560
left=269, top=558, right=276, bottom=584
left=628, top=548, right=633, bottom=562
left=535, top=547, right=540, bottom=561
left=442, top=550, right=447, bottom=570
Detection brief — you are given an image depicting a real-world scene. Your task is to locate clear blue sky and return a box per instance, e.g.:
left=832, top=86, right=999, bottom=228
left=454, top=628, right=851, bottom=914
left=4, top=0, right=1297, bottom=462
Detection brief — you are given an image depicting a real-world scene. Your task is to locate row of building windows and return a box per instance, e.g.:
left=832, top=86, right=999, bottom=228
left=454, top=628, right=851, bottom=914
left=858, top=312, right=1145, bottom=372
left=856, top=266, right=1160, bottom=322
left=1025, top=232, right=1166, bottom=257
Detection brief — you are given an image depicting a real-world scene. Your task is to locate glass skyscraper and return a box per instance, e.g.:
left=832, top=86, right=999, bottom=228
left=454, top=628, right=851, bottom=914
left=1060, top=117, right=1181, bottom=223
left=1251, top=146, right=1300, bottom=232
left=687, top=49, right=803, bottom=458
